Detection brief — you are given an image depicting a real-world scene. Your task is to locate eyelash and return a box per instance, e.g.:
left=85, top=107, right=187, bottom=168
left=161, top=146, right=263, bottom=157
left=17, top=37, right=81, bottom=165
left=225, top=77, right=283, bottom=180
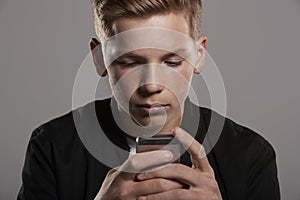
left=164, top=60, right=183, bottom=67
left=116, top=61, right=140, bottom=67
left=115, top=60, right=183, bottom=68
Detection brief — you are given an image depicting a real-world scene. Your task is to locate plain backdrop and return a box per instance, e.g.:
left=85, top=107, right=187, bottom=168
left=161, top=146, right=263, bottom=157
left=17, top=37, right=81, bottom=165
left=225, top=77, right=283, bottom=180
left=1, top=0, right=300, bottom=199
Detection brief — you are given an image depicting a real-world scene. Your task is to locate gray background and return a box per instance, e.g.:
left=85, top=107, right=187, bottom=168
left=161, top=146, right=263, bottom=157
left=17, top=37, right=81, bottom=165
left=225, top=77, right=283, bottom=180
left=0, top=0, right=299, bottom=199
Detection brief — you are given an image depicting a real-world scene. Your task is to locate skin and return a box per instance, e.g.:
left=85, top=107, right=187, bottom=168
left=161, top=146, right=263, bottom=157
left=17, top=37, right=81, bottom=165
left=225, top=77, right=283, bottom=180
left=91, top=12, right=222, bottom=200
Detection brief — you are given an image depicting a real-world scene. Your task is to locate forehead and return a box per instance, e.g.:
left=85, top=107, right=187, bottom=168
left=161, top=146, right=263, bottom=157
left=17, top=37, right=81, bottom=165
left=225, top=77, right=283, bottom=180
left=117, top=48, right=188, bottom=58
left=102, top=13, right=197, bottom=67
left=103, top=28, right=196, bottom=66
left=111, top=12, right=190, bottom=37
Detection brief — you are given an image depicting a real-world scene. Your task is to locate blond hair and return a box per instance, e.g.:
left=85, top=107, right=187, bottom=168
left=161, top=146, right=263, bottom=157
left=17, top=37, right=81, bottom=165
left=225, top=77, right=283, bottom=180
left=92, top=0, right=202, bottom=42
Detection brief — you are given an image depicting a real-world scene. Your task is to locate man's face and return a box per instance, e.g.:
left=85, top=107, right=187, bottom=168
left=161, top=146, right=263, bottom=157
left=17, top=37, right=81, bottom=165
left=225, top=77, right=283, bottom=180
left=99, top=12, right=206, bottom=134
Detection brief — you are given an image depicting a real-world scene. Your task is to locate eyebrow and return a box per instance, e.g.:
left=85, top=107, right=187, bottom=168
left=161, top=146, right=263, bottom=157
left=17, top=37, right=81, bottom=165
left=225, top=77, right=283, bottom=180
left=116, top=48, right=189, bottom=60
left=161, top=49, right=188, bottom=60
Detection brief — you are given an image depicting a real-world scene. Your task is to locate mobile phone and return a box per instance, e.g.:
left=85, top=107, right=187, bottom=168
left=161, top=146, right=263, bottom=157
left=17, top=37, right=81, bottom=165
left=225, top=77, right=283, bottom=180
left=136, top=134, right=181, bottom=163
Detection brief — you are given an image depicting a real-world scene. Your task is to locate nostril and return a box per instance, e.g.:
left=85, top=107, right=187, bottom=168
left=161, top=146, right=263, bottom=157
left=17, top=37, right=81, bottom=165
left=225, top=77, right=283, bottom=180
left=137, top=83, right=163, bottom=96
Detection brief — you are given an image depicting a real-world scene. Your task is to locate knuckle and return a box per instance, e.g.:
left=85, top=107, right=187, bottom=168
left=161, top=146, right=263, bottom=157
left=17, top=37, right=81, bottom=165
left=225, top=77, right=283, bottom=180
left=156, top=179, right=166, bottom=189
left=209, top=194, right=221, bottom=200
left=172, top=163, right=181, bottom=173
left=117, top=187, right=133, bottom=199
left=110, top=177, right=118, bottom=186
left=204, top=169, right=215, bottom=179
left=107, top=168, right=116, bottom=176
left=147, top=195, right=156, bottom=200
left=109, top=173, right=122, bottom=186
left=209, top=167, right=216, bottom=178
left=209, top=179, right=219, bottom=191
left=175, top=189, right=186, bottom=200
left=128, top=156, right=139, bottom=170
left=147, top=179, right=161, bottom=192
left=146, top=195, right=156, bottom=200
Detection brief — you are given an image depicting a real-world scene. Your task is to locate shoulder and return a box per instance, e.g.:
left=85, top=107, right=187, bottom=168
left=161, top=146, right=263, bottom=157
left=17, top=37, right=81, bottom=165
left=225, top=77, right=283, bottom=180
left=199, top=106, right=280, bottom=198
left=199, top=106, right=276, bottom=160
left=29, top=99, right=111, bottom=147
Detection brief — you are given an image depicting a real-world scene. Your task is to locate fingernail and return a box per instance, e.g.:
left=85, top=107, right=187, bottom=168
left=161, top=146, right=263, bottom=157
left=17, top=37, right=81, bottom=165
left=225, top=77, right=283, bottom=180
left=137, top=173, right=144, bottom=180
left=139, top=196, right=147, bottom=200
left=164, top=151, right=173, bottom=160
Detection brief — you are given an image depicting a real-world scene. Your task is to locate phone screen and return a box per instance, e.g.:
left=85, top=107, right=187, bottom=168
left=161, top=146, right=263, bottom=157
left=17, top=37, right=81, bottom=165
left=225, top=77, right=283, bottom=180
left=136, top=134, right=181, bottom=163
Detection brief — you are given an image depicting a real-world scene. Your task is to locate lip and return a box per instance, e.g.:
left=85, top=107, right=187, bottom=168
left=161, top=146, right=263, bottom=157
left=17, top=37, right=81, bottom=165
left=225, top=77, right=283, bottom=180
left=137, top=103, right=170, bottom=114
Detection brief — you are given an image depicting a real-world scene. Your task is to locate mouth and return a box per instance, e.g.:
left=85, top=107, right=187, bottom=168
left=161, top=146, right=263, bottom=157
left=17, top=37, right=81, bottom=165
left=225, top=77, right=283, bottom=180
left=136, top=103, right=170, bottom=114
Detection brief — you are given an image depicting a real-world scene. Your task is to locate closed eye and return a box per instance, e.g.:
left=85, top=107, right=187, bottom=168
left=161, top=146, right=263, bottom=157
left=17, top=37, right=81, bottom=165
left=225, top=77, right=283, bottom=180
left=115, top=61, right=141, bottom=67
left=164, top=60, right=184, bottom=67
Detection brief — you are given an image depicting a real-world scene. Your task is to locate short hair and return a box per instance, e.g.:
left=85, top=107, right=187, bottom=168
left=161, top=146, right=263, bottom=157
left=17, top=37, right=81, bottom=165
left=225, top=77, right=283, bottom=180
left=92, top=0, right=203, bottom=42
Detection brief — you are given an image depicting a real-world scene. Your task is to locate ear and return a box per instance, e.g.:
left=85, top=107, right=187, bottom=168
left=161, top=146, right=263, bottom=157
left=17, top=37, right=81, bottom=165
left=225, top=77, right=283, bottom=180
left=89, top=38, right=107, bottom=77
left=194, top=35, right=207, bottom=74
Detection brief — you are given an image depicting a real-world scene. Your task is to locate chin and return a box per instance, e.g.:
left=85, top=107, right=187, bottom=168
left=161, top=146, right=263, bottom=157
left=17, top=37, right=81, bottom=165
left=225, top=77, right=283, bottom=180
left=135, top=115, right=168, bottom=127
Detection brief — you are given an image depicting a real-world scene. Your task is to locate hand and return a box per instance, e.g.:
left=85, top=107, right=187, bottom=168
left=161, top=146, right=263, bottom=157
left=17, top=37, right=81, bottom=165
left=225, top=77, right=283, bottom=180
left=94, top=149, right=185, bottom=200
left=135, top=127, right=222, bottom=200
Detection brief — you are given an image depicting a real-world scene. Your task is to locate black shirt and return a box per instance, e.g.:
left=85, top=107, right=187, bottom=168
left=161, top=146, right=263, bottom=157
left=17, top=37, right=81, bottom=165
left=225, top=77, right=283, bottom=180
left=17, top=98, right=280, bottom=200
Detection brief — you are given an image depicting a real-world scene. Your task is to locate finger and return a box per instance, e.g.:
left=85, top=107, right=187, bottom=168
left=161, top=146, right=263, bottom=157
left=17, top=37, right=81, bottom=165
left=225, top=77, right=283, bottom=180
left=107, top=167, right=118, bottom=176
left=138, top=189, right=197, bottom=200
left=119, top=150, right=173, bottom=175
left=139, top=189, right=221, bottom=200
left=172, top=127, right=212, bottom=173
left=136, top=163, right=211, bottom=187
left=134, top=178, right=183, bottom=196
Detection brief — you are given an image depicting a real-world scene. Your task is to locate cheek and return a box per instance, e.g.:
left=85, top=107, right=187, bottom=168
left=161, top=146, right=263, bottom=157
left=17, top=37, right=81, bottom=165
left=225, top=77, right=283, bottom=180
left=107, top=68, right=138, bottom=100
left=170, top=65, right=193, bottom=101
left=107, top=67, right=128, bottom=85
left=178, top=65, right=194, bottom=81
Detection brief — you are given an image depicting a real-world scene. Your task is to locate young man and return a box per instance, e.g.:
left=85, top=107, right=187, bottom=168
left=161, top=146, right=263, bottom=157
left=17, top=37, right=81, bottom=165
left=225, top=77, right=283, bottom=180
left=17, top=0, right=280, bottom=199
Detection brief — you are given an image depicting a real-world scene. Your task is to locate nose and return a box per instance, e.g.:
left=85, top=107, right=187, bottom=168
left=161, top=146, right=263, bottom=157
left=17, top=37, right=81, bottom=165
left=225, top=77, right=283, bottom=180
left=138, top=83, right=163, bottom=96
left=137, top=64, right=164, bottom=96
